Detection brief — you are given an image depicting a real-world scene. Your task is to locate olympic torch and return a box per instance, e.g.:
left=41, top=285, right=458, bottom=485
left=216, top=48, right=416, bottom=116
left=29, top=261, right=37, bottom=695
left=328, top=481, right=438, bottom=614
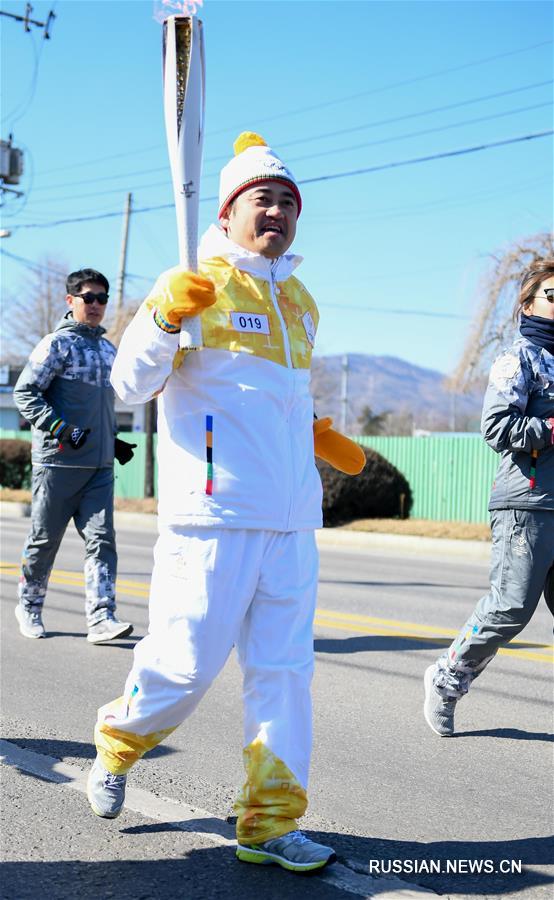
left=162, top=14, right=205, bottom=349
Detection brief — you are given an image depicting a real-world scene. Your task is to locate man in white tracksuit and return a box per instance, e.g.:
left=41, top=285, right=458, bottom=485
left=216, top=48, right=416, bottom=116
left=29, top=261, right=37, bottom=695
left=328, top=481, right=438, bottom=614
left=86, top=132, right=365, bottom=872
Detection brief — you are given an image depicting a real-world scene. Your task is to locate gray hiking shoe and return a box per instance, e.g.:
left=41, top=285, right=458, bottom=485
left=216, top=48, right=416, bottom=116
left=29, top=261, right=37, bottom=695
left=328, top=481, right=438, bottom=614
left=424, top=664, right=457, bottom=736
left=15, top=604, right=45, bottom=639
left=87, top=755, right=127, bottom=818
left=236, top=830, right=336, bottom=872
left=87, top=615, right=133, bottom=644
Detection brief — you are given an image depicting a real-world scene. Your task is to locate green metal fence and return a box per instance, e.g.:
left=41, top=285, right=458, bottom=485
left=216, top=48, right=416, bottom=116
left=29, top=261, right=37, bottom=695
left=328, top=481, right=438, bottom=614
left=1, top=430, right=498, bottom=523
left=356, top=435, right=497, bottom=523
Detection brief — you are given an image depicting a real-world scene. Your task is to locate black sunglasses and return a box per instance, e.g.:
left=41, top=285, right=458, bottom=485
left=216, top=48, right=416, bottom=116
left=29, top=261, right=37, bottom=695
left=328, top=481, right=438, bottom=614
left=545, top=288, right=554, bottom=302
left=74, top=291, right=109, bottom=305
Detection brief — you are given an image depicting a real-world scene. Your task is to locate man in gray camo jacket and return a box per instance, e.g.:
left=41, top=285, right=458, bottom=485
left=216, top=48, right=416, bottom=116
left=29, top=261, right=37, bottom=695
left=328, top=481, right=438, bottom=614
left=13, top=268, right=136, bottom=644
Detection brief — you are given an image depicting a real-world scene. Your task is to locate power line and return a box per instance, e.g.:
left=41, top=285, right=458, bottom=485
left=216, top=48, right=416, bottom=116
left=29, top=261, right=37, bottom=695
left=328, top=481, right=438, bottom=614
left=206, top=79, right=553, bottom=161
left=0, top=249, right=470, bottom=320
left=25, top=103, right=551, bottom=206
left=1, top=4, right=57, bottom=127
left=318, top=302, right=469, bottom=321
left=29, top=78, right=552, bottom=194
left=31, top=165, right=170, bottom=194
left=304, top=171, right=550, bottom=225
left=24, top=98, right=552, bottom=207
left=208, top=39, right=554, bottom=135
left=12, top=202, right=182, bottom=229
left=300, top=130, right=554, bottom=187
left=0, top=247, right=66, bottom=276
left=31, top=39, right=554, bottom=176
left=12, top=129, right=553, bottom=230
left=36, top=144, right=164, bottom=177
left=286, top=102, right=551, bottom=166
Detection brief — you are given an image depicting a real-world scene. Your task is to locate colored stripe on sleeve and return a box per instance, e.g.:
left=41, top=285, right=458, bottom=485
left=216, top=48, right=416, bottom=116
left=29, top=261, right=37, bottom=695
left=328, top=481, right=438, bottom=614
left=206, top=415, right=213, bottom=495
left=529, top=449, right=538, bottom=489
left=153, top=308, right=180, bottom=334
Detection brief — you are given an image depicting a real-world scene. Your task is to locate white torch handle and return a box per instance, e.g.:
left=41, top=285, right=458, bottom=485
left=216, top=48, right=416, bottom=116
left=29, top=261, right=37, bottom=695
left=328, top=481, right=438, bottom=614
left=163, top=16, right=205, bottom=350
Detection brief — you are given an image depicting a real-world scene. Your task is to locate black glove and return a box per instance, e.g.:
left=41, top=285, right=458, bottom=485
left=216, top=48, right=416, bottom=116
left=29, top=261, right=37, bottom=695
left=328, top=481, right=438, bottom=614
left=53, top=421, right=90, bottom=449
left=114, top=437, right=137, bottom=465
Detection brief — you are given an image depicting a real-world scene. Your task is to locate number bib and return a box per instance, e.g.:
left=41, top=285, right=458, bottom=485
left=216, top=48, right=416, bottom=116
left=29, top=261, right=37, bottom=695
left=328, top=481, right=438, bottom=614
left=230, top=312, right=271, bottom=335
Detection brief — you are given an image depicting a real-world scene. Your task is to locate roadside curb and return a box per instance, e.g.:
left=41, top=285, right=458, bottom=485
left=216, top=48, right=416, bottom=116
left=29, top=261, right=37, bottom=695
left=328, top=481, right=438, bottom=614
left=1, top=501, right=491, bottom=561
left=0, top=739, right=436, bottom=899
left=0, top=501, right=31, bottom=518
left=318, top=528, right=491, bottom=561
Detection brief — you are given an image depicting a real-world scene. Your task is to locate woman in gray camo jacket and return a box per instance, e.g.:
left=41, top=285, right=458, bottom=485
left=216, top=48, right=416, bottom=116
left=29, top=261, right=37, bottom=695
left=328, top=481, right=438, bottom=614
left=424, top=258, right=554, bottom=736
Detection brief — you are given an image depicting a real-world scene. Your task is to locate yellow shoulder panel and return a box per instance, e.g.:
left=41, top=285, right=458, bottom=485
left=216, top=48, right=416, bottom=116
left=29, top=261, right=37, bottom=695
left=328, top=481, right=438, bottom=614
left=197, top=259, right=318, bottom=369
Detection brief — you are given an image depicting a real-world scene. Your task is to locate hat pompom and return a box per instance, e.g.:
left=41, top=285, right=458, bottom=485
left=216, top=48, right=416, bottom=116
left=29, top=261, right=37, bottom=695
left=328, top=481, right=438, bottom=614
left=233, top=132, right=267, bottom=156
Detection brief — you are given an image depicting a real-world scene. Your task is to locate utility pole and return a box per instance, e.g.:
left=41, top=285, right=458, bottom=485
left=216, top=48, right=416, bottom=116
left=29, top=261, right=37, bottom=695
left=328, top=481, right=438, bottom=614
left=0, top=5, right=56, bottom=37
left=115, top=192, right=132, bottom=314
left=1, top=7, right=56, bottom=206
left=449, top=390, right=457, bottom=432
left=340, top=353, right=349, bottom=434
left=0, top=136, right=24, bottom=201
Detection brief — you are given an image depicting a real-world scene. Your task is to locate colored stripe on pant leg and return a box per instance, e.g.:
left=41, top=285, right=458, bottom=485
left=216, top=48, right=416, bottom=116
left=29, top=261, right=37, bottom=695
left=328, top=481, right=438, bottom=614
left=95, top=697, right=176, bottom=775
left=234, top=738, right=307, bottom=845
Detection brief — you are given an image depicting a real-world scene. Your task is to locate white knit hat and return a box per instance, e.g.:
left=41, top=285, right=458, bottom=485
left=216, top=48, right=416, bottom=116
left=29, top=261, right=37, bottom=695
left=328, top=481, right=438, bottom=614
left=218, top=132, right=302, bottom=218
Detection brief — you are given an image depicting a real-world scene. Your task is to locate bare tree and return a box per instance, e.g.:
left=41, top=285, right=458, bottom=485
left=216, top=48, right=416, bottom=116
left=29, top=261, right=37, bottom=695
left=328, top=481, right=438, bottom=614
left=0, top=257, right=69, bottom=360
left=448, top=232, right=554, bottom=393
left=0, top=256, right=145, bottom=361
left=104, top=301, right=141, bottom=348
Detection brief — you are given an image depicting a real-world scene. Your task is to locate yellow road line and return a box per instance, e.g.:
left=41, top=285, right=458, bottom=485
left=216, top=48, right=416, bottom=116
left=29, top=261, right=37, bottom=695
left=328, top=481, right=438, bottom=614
left=2, top=562, right=552, bottom=663
left=313, top=617, right=553, bottom=663
left=0, top=563, right=149, bottom=598
left=314, top=606, right=458, bottom=635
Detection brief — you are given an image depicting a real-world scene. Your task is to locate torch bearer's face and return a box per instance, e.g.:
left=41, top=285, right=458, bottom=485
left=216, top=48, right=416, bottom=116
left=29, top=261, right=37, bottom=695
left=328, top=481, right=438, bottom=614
left=220, top=181, right=298, bottom=259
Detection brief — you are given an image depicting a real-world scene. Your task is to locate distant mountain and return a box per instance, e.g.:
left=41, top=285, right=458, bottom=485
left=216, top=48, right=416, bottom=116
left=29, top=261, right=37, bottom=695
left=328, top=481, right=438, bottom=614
left=311, top=354, right=484, bottom=434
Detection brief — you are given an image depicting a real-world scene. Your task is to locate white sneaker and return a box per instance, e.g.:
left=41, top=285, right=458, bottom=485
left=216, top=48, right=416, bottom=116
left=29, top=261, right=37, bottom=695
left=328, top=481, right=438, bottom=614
left=424, top=664, right=457, bottom=736
left=87, top=615, right=133, bottom=644
left=15, top=604, right=45, bottom=639
left=87, top=755, right=127, bottom=818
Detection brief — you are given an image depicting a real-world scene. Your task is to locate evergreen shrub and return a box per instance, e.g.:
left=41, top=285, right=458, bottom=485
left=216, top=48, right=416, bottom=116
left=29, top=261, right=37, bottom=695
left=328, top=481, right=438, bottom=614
left=317, top=447, right=412, bottom=526
left=0, top=439, right=32, bottom=489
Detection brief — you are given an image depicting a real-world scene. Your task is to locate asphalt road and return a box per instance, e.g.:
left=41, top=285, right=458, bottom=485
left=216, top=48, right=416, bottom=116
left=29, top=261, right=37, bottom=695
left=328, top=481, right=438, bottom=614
left=1, top=516, right=553, bottom=900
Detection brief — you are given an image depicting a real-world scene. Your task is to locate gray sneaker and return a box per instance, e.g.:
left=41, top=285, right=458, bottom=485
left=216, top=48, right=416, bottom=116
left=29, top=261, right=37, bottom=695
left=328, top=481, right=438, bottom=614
left=424, top=664, right=457, bottom=736
left=236, top=830, right=336, bottom=872
left=15, top=604, right=45, bottom=639
left=87, top=755, right=127, bottom=818
left=87, top=615, right=133, bottom=644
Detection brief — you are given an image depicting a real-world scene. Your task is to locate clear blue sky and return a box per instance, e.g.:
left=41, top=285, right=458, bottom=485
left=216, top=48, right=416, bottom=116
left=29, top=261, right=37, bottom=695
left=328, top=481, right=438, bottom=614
left=1, top=0, right=552, bottom=373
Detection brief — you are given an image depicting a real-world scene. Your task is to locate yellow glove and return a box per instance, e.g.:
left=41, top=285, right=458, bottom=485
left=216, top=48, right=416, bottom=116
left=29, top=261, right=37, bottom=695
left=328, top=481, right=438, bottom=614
left=313, top=417, right=366, bottom=476
left=145, top=267, right=217, bottom=333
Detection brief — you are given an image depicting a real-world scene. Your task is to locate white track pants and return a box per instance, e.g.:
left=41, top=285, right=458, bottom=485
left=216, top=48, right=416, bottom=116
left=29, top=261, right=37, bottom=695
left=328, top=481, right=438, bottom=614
left=95, top=526, right=319, bottom=843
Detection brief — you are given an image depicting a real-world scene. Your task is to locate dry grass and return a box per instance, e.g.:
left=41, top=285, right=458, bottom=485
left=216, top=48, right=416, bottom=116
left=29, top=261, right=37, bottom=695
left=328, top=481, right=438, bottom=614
left=115, top=497, right=158, bottom=514
left=0, top=489, right=158, bottom=514
left=0, top=489, right=490, bottom=540
left=339, top=518, right=491, bottom=541
left=0, top=488, right=31, bottom=503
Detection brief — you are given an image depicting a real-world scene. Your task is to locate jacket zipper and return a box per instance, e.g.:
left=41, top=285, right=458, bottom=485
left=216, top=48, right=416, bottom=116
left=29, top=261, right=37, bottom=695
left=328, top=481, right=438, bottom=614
left=269, top=260, right=294, bottom=527
left=97, top=340, right=105, bottom=468
left=269, top=261, right=292, bottom=368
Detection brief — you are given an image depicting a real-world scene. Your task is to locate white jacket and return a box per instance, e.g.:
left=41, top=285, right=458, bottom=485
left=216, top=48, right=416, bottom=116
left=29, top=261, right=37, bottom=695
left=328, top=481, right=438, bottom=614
left=111, top=226, right=323, bottom=531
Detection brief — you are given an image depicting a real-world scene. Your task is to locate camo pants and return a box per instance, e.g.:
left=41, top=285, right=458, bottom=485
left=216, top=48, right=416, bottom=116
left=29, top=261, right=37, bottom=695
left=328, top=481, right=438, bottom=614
left=19, top=465, right=117, bottom=626
left=433, top=508, right=554, bottom=700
